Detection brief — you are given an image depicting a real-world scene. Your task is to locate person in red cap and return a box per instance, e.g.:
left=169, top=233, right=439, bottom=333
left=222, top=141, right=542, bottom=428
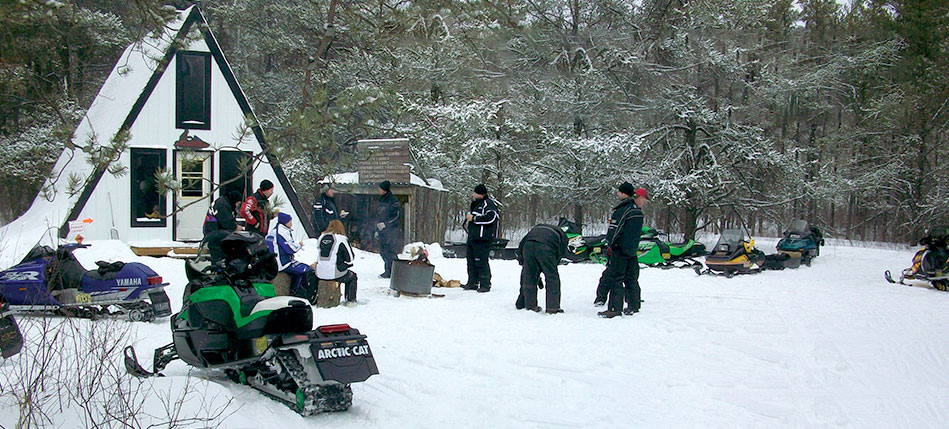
left=595, top=182, right=647, bottom=318
left=240, top=179, right=274, bottom=236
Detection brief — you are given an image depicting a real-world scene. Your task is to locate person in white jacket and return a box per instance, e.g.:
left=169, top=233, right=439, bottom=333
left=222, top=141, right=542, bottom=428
left=266, top=212, right=316, bottom=300
left=316, top=220, right=358, bottom=305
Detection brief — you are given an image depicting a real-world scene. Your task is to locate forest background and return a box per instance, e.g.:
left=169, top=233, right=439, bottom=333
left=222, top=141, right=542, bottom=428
left=1, top=0, right=946, bottom=242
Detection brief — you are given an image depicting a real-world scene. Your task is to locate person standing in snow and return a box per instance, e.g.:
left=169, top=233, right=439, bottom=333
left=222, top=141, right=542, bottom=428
left=596, top=183, right=646, bottom=318
left=312, top=183, right=348, bottom=236
left=316, top=220, right=358, bottom=305
left=202, top=190, right=243, bottom=261
left=462, top=184, right=500, bottom=293
left=241, top=180, right=274, bottom=236
left=515, top=224, right=568, bottom=313
left=375, top=180, right=402, bottom=278
left=266, top=213, right=316, bottom=300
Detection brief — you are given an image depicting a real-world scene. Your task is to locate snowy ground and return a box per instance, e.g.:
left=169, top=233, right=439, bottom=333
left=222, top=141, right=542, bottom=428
left=2, top=238, right=949, bottom=428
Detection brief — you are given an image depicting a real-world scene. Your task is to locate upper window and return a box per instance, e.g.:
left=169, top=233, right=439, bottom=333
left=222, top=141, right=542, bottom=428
left=176, top=51, right=211, bottom=130
left=130, top=148, right=167, bottom=227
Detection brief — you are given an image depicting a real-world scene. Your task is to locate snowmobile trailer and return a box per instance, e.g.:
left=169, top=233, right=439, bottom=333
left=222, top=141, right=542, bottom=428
left=0, top=243, right=171, bottom=322
left=125, top=231, right=379, bottom=415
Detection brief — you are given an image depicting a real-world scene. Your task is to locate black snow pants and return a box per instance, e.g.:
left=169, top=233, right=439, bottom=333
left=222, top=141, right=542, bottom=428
left=597, top=252, right=641, bottom=313
left=335, top=271, right=358, bottom=302
left=465, top=240, right=492, bottom=288
left=516, top=240, right=562, bottom=311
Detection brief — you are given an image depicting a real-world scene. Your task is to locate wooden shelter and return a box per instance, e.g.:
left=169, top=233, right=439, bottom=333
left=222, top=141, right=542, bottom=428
left=322, top=139, right=449, bottom=251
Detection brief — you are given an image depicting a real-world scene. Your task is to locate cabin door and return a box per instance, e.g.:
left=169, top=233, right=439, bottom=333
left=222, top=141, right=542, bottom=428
left=174, top=151, right=212, bottom=241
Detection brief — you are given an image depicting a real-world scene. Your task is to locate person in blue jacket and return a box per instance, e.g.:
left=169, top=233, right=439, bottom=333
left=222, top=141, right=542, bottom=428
left=266, top=212, right=316, bottom=300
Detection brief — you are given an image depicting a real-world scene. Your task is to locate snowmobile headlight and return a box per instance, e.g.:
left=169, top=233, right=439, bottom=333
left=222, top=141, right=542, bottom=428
left=253, top=336, right=270, bottom=355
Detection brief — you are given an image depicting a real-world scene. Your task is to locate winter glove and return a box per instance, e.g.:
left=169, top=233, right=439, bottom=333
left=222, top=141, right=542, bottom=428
left=376, top=222, right=386, bottom=231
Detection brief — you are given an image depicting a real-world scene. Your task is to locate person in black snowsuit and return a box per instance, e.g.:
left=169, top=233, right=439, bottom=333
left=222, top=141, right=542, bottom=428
left=515, top=224, right=568, bottom=313
left=202, top=190, right=244, bottom=261
left=312, top=183, right=348, bottom=236
left=462, top=184, right=500, bottom=293
left=375, top=180, right=402, bottom=278
left=596, top=182, right=646, bottom=318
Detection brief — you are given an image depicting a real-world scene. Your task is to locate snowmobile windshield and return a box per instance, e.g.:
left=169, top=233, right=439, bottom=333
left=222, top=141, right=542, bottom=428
left=926, top=226, right=949, bottom=242
left=714, top=230, right=745, bottom=253
left=788, top=220, right=810, bottom=237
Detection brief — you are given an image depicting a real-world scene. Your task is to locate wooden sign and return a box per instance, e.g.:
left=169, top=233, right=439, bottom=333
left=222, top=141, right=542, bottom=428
left=357, top=138, right=411, bottom=184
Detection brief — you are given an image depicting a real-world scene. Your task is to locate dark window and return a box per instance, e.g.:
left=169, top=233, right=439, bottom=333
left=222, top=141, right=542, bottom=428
left=176, top=51, right=211, bottom=130
left=130, top=148, right=167, bottom=227
left=219, top=151, right=253, bottom=200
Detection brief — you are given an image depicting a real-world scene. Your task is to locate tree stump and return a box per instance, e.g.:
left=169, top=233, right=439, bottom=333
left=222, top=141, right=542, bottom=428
left=273, top=272, right=291, bottom=296
left=316, top=281, right=341, bottom=308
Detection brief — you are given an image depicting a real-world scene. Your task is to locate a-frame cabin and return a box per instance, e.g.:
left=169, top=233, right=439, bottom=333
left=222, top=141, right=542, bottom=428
left=0, top=5, right=311, bottom=260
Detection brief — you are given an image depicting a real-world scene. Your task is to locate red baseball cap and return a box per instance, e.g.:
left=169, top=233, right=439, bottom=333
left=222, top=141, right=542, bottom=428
left=634, top=188, right=648, bottom=199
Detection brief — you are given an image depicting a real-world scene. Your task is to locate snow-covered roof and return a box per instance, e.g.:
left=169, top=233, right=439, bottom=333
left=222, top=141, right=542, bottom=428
left=323, top=172, right=446, bottom=191
left=0, top=8, right=193, bottom=269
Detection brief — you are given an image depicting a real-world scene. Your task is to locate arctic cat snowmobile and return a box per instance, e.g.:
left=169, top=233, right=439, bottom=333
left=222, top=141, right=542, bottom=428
left=885, top=226, right=949, bottom=291
left=1, top=300, right=23, bottom=358
left=694, top=229, right=766, bottom=277
left=125, top=231, right=378, bottom=416
left=0, top=243, right=171, bottom=322
left=775, top=219, right=824, bottom=268
left=558, top=218, right=609, bottom=263
left=637, top=227, right=706, bottom=269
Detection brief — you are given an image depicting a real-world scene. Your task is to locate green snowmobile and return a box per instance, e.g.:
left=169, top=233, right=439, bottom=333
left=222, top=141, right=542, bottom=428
left=125, top=232, right=378, bottom=416
left=637, top=227, right=706, bottom=269
left=558, top=218, right=609, bottom=264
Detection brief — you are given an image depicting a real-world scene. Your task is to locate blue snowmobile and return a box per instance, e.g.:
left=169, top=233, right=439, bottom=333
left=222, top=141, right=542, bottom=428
left=0, top=243, right=171, bottom=322
left=775, top=219, right=824, bottom=268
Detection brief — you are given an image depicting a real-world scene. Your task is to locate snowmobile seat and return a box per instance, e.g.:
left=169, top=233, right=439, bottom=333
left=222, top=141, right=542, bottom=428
left=583, top=234, right=606, bottom=245
left=45, top=249, right=87, bottom=291
left=82, top=261, right=126, bottom=281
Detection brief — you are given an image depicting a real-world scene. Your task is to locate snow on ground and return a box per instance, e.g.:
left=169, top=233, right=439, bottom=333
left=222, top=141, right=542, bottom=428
left=3, top=238, right=949, bottom=428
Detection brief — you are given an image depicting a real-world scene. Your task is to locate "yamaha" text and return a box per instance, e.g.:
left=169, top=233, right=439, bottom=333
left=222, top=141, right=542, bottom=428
left=116, top=278, right=142, bottom=287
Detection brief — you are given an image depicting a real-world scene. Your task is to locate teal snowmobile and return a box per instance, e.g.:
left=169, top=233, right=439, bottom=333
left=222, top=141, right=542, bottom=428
left=775, top=219, right=824, bottom=268
left=125, top=232, right=378, bottom=415
left=637, top=227, right=706, bottom=269
left=558, top=218, right=608, bottom=263
left=886, top=226, right=949, bottom=291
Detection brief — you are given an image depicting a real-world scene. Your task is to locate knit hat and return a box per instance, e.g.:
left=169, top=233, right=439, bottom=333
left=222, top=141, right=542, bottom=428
left=634, top=187, right=648, bottom=199
left=473, top=183, right=488, bottom=196
left=617, top=182, right=635, bottom=197
left=277, top=212, right=292, bottom=226
left=379, top=180, right=391, bottom=193
left=260, top=179, right=274, bottom=191
left=226, top=190, right=243, bottom=204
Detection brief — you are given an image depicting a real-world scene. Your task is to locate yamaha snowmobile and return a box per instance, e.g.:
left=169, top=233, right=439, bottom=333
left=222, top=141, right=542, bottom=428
left=558, top=218, right=609, bottom=263
left=637, top=227, right=706, bottom=269
left=885, top=226, right=949, bottom=291
left=775, top=219, right=824, bottom=268
left=125, top=231, right=379, bottom=416
left=0, top=243, right=171, bottom=322
left=1, top=299, right=23, bottom=358
left=695, top=229, right=766, bottom=277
